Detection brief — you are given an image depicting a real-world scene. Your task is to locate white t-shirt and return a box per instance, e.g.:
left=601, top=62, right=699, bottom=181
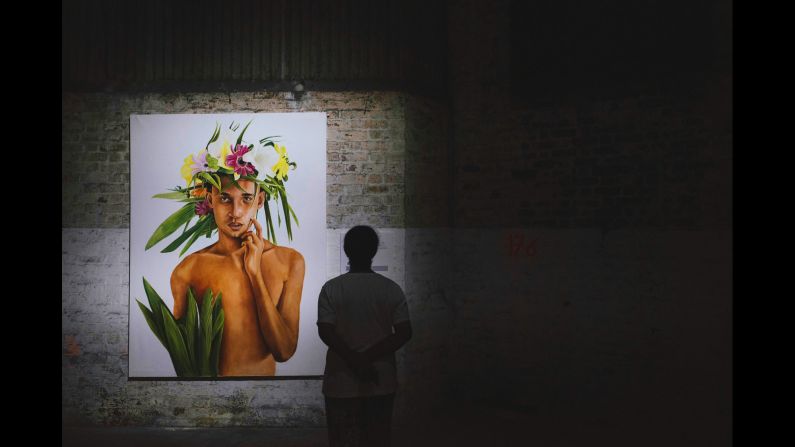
left=317, top=272, right=410, bottom=397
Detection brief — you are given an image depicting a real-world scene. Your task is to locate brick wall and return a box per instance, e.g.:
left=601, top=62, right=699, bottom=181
left=63, top=91, right=409, bottom=229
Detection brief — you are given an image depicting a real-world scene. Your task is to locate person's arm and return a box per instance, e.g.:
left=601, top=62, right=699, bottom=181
left=317, top=322, right=361, bottom=365
left=170, top=257, right=194, bottom=319
left=362, top=321, right=412, bottom=362
left=318, top=322, right=378, bottom=383
left=244, top=220, right=305, bottom=362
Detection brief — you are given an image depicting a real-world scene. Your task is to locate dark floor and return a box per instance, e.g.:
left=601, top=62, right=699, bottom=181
left=62, top=408, right=575, bottom=447
left=63, top=403, right=729, bottom=447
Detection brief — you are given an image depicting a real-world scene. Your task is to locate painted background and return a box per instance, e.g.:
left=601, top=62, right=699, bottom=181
left=129, top=112, right=327, bottom=377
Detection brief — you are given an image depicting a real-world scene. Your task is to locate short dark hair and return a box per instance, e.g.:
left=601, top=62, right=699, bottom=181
left=343, top=226, right=379, bottom=262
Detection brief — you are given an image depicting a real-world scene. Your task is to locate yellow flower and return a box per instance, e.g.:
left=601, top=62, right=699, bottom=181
left=271, top=144, right=290, bottom=180
left=272, top=158, right=290, bottom=180
left=180, top=154, right=194, bottom=185
left=219, top=140, right=233, bottom=170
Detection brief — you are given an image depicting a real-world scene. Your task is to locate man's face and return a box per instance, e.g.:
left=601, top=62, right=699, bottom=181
left=207, top=177, right=264, bottom=238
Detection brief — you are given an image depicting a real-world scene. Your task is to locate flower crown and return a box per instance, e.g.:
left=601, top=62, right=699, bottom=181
left=145, top=120, right=298, bottom=256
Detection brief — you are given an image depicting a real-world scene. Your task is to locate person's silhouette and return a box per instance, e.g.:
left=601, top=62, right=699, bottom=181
left=317, top=225, right=413, bottom=447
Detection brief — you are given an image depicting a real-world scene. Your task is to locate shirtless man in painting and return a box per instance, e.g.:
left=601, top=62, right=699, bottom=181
left=170, top=175, right=305, bottom=376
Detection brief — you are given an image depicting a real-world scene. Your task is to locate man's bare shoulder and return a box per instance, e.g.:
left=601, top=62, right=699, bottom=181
left=263, top=245, right=304, bottom=268
left=172, top=252, right=198, bottom=276
left=172, top=247, right=222, bottom=278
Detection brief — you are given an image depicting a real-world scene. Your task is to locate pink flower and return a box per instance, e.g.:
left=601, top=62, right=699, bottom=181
left=195, top=198, right=211, bottom=216
left=226, top=144, right=257, bottom=177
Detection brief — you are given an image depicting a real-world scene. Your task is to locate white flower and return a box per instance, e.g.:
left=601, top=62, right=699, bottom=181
left=207, top=127, right=238, bottom=169
left=242, top=144, right=280, bottom=178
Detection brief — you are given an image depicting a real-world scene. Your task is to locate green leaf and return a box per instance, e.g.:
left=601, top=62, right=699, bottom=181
left=212, top=292, right=223, bottom=320
left=276, top=197, right=282, bottom=227
left=184, top=288, right=199, bottom=370
left=199, top=172, right=222, bottom=191
left=278, top=188, right=293, bottom=240
left=145, top=203, right=196, bottom=250
left=236, top=120, right=253, bottom=146
left=287, top=202, right=300, bottom=227
left=200, top=288, right=214, bottom=376
left=179, top=229, right=203, bottom=257
left=202, top=217, right=217, bottom=240
left=213, top=310, right=224, bottom=339
left=264, top=178, right=286, bottom=193
left=152, top=191, right=188, bottom=200
left=143, top=277, right=174, bottom=332
left=178, top=217, right=213, bottom=256
left=209, top=323, right=223, bottom=377
left=262, top=199, right=277, bottom=244
left=161, top=306, right=195, bottom=377
left=160, top=216, right=205, bottom=253
left=205, top=122, right=220, bottom=149
left=136, top=300, right=167, bottom=350
left=176, top=320, right=189, bottom=353
left=197, top=172, right=217, bottom=191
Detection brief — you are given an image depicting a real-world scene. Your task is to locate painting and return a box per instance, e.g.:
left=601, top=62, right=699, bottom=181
left=129, top=113, right=327, bottom=378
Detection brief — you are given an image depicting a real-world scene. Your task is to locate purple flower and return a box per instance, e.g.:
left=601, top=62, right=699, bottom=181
left=226, top=144, right=257, bottom=177
left=191, top=151, right=213, bottom=176
left=195, top=198, right=211, bottom=216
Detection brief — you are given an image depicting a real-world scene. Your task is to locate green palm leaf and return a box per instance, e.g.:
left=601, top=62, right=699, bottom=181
left=287, top=202, right=299, bottom=227
left=278, top=188, right=292, bottom=240
left=184, top=289, right=199, bottom=370
left=262, top=200, right=277, bottom=244
left=179, top=217, right=212, bottom=256
left=199, top=288, right=214, bottom=376
left=210, top=328, right=223, bottom=377
left=136, top=300, right=167, bottom=349
left=212, top=292, right=223, bottom=318
left=142, top=277, right=172, bottom=335
left=161, top=216, right=204, bottom=253
left=161, top=306, right=194, bottom=377
left=206, top=122, right=220, bottom=148
left=145, top=203, right=196, bottom=250
left=199, top=172, right=222, bottom=191
left=236, top=120, right=252, bottom=146
left=213, top=310, right=225, bottom=339
left=137, top=282, right=225, bottom=378
left=152, top=191, right=188, bottom=200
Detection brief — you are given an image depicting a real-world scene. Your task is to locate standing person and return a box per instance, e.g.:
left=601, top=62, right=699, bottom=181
left=317, top=226, right=413, bottom=447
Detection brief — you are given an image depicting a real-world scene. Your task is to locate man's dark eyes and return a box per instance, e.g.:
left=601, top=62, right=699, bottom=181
left=219, top=196, right=253, bottom=202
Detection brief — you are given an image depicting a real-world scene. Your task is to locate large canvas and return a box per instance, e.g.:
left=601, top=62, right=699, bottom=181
left=129, top=113, right=327, bottom=377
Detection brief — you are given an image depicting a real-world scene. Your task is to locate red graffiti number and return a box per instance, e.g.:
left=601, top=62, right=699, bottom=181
left=507, top=232, right=537, bottom=258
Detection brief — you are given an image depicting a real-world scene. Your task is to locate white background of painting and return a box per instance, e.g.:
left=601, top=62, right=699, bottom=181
left=129, top=113, right=327, bottom=377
